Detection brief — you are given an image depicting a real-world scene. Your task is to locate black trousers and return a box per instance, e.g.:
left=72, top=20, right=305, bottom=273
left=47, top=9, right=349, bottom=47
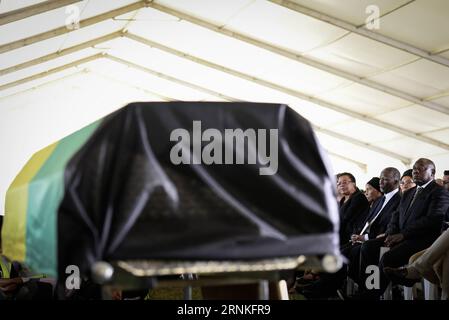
left=358, top=236, right=434, bottom=299
left=345, top=243, right=363, bottom=283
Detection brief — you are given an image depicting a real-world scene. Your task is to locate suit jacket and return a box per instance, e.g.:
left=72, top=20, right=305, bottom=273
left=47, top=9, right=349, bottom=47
left=361, top=191, right=400, bottom=240
left=339, top=189, right=369, bottom=243
left=386, top=181, right=449, bottom=244
left=442, top=205, right=449, bottom=232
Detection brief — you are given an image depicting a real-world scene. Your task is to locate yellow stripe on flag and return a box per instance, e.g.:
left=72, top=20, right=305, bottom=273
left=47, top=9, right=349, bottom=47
left=2, top=143, right=58, bottom=262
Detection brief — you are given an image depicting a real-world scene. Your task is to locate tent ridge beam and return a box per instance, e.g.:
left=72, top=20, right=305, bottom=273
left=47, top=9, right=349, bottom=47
left=125, top=32, right=449, bottom=151
left=0, top=0, right=82, bottom=26
left=268, top=0, right=449, bottom=68
left=102, top=55, right=412, bottom=164
left=146, top=2, right=449, bottom=116
left=0, top=31, right=123, bottom=77
left=314, top=125, right=411, bottom=165
left=2, top=1, right=447, bottom=115
left=104, top=54, right=238, bottom=102
left=0, top=1, right=146, bottom=54
left=0, top=53, right=104, bottom=92
left=89, top=70, right=175, bottom=102
left=0, top=70, right=87, bottom=101
left=326, top=151, right=368, bottom=172
left=0, top=51, right=412, bottom=163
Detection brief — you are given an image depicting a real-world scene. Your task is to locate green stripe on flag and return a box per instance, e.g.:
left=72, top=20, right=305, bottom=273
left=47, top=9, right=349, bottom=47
left=3, top=143, right=58, bottom=263
left=25, top=121, right=100, bottom=277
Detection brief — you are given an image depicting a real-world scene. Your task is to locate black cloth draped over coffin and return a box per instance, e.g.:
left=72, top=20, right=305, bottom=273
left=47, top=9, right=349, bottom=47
left=58, top=102, right=340, bottom=279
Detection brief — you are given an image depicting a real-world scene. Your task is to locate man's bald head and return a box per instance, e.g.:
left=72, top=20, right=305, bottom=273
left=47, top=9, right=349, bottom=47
left=412, top=158, right=436, bottom=186
left=380, top=167, right=400, bottom=193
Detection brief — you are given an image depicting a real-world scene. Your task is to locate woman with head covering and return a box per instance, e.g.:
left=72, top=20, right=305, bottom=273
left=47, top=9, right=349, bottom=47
left=364, top=177, right=383, bottom=207
left=348, top=177, right=383, bottom=238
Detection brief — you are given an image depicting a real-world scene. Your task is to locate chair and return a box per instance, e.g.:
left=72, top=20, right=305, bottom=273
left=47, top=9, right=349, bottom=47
left=403, top=284, right=415, bottom=300
left=423, top=279, right=440, bottom=300
left=402, top=279, right=440, bottom=300
left=380, top=247, right=392, bottom=300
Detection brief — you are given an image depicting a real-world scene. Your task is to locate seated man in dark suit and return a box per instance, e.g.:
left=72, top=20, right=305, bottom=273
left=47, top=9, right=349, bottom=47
left=347, top=167, right=401, bottom=286
left=357, top=158, right=449, bottom=299
left=384, top=206, right=449, bottom=299
left=384, top=170, right=449, bottom=297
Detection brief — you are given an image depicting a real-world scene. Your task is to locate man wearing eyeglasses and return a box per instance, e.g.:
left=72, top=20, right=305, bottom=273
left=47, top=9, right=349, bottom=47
left=336, top=172, right=370, bottom=246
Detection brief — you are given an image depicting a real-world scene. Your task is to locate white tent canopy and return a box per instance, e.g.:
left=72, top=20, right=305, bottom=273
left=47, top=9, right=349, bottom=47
left=1, top=0, right=449, bottom=214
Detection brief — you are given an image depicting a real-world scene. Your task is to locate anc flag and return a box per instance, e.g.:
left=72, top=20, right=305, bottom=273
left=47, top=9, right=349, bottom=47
left=2, top=121, right=99, bottom=277
left=2, top=102, right=340, bottom=279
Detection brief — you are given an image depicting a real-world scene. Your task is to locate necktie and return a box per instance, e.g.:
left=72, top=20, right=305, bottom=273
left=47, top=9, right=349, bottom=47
left=360, top=196, right=386, bottom=235
left=407, top=186, right=423, bottom=214
left=372, top=196, right=386, bottom=219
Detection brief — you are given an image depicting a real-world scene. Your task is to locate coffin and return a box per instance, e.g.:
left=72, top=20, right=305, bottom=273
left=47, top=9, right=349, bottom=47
left=2, top=102, right=340, bottom=279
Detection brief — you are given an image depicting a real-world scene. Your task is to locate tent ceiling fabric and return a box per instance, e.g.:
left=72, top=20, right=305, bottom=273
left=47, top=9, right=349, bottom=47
left=287, top=0, right=413, bottom=26
left=1, top=0, right=449, bottom=214
left=0, top=0, right=47, bottom=15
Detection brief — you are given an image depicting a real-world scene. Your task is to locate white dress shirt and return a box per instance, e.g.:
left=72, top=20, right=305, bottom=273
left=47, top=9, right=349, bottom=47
left=363, top=188, right=399, bottom=240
